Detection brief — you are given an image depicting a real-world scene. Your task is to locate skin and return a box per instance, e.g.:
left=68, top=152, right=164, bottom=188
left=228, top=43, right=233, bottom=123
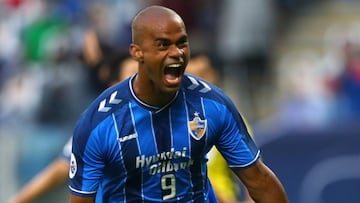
left=129, top=6, right=190, bottom=107
left=70, top=6, right=289, bottom=203
left=234, top=161, right=289, bottom=203
left=186, top=54, right=219, bottom=85
left=7, top=158, right=69, bottom=203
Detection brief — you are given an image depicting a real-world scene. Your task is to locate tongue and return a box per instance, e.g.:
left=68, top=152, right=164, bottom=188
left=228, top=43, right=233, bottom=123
left=165, top=73, right=179, bottom=84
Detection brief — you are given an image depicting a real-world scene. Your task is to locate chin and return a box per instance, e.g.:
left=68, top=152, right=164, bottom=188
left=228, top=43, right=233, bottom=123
left=162, top=85, right=180, bottom=94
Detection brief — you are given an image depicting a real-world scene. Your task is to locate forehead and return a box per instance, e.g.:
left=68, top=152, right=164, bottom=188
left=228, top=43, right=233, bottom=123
left=148, top=16, right=186, bottom=38
left=135, top=12, right=186, bottom=41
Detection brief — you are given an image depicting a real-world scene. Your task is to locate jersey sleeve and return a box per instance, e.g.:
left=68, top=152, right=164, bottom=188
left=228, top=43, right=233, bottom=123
left=68, top=115, right=107, bottom=197
left=213, top=100, right=260, bottom=170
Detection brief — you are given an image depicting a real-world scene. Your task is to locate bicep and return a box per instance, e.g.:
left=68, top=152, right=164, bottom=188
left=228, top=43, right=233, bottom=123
left=69, top=194, right=95, bottom=203
left=233, top=160, right=288, bottom=202
left=233, top=160, right=275, bottom=189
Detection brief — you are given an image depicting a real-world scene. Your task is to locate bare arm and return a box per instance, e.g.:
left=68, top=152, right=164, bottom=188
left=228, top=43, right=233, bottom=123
left=69, top=194, right=95, bottom=203
left=234, top=160, right=289, bottom=203
left=7, top=158, right=69, bottom=203
left=82, top=29, right=102, bottom=67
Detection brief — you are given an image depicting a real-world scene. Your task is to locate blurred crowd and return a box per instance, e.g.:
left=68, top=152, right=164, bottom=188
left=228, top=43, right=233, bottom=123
left=0, top=0, right=317, bottom=130
left=1, top=0, right=360, bottom=202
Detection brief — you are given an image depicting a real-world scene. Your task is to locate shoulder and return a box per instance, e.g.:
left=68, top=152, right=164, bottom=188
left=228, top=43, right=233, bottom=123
left=182, top=74, right=246, bottom=125
left=74, top=78, right=132, bottom=138
left=181, top=73, right=234, bottom=107
left=182, top=74, right=220, bottom=95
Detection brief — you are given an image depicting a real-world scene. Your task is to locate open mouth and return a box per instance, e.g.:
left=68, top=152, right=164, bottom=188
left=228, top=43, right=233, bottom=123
left=164, top=63, right=184, bottom=85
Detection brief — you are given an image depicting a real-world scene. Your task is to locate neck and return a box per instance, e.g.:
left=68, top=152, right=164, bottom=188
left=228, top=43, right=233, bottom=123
left=132, top=75, right=178, bottom=108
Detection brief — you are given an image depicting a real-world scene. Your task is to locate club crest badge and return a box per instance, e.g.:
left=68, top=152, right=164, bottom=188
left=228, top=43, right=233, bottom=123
left=189, top=112, right=207, bottom=140
left=69, top=153, right=77, bottom=179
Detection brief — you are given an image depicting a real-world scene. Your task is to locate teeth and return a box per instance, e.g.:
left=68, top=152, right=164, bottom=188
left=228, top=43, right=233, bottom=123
left=167, top=64, right=182, bottom=68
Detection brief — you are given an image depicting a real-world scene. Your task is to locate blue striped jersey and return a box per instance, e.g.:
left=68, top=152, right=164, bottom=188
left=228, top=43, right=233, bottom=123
left=69, top=74, right=260, bottom=202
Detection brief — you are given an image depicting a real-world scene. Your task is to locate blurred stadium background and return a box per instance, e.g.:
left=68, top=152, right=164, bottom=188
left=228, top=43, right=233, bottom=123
left=1, top=0, right=360, bottom=202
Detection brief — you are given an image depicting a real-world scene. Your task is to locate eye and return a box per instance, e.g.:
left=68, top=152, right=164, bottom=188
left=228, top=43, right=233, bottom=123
left=156, top=40, right=170, bottom=50
left=177, top=37, right=188, bottom=48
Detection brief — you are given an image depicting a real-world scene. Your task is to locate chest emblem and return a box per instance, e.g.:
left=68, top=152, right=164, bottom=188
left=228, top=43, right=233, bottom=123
left=188, top=112, right=207, bottom=140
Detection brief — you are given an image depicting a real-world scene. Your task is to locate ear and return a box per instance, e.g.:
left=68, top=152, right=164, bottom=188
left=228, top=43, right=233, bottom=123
left=129, top=44, right=144, bottom=62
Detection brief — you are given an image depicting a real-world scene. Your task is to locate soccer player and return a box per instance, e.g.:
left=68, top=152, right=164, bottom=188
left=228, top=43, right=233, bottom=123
left=69, top=5, right=289, bottom=203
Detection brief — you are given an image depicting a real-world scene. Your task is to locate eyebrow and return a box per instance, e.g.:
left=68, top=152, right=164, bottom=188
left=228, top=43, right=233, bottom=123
left=154, top=35, right=188, bottom=44
left=178, top=35, right=188, bottom=42
left=154, top=37, right=170, bottom=43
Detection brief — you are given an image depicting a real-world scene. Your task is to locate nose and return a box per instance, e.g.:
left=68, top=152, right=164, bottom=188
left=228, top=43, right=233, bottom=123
left=168, top=45, right=184, bottom=58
